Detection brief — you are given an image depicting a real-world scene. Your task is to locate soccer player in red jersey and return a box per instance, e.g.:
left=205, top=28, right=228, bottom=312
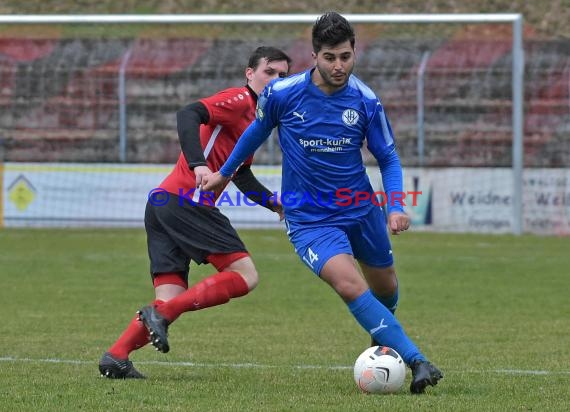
left=99, top=47, right=291, bottom=379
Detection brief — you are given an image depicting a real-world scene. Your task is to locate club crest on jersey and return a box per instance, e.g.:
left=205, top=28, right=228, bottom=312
left=342, top=109, right=359, bottom=126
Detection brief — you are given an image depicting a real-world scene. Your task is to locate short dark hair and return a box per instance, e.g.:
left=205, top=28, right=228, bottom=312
left=247, top=46, right=292, bottom=70
left=312, top=11, right=355, bottom=53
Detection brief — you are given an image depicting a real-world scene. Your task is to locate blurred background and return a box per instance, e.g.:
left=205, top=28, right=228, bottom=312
left=0, top=1, right=568, bottom=233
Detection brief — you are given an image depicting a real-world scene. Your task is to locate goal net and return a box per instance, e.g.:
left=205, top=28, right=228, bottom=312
left=2, top=14, right=564, bottom=234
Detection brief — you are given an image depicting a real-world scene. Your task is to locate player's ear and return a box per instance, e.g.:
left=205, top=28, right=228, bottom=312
left=311, top=51, right=317, bottom=64
left=245, top=67, right=254, bottom=81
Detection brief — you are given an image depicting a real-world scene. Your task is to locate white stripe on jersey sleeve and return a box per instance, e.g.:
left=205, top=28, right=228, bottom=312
left=203, top=124, right=222, bottom=159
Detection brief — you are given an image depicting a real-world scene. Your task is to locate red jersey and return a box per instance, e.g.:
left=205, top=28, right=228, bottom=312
left=160, top=86, right=255, bottom=199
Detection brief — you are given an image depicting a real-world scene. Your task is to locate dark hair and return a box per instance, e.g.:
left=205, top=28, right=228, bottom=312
left=247, top=46, right=292, bottom=70
left=312, top=11, right=355, bottom=53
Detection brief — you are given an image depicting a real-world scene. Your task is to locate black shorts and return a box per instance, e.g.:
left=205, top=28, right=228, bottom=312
left=144, top=193, right=247, bottom=280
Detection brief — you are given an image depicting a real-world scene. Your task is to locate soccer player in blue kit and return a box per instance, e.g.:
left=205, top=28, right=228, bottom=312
left=203, top=12, right=443, bottom=393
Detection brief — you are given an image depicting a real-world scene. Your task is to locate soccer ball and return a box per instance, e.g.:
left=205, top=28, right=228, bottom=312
left=353, top=346, right=406, bottom=394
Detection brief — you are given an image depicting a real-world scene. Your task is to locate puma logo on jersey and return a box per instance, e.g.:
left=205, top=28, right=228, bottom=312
left=293, top=111, right=306, bottom=122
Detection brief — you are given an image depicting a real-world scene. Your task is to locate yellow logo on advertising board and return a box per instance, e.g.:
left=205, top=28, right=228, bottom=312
left=8, top=175, right=36, bottom=211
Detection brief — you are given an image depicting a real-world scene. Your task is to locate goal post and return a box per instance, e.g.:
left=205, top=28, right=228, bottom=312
left=0, top=14, right=525, bottom=233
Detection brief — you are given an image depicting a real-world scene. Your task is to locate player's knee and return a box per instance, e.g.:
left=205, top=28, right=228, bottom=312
left=239, top=267, right=259, bottom=291
left=366, top=266, right=398, bottom=297
left=225, top=257, right=259, bottom=291
left=332, top=278, right=368, bottom=302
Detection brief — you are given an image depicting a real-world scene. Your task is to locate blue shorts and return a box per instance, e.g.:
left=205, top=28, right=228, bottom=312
left=287, top=206, right=394, bottom=275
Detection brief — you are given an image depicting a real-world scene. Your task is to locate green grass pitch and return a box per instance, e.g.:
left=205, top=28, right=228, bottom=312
left=1, top=228, right=569, bottom=411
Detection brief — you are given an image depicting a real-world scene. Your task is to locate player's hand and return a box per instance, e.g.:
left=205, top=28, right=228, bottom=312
left=202, top=171, right=230, bottom=193
left=268, top=195, right=285, bottom=221
left=388, top=211, right=410, bottom=235
left=193, top=165, right=213, bottom=188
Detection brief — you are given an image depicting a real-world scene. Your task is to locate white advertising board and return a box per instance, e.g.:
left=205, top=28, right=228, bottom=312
left=2, top=163, right=569, bottom=235
left=403, top=167, right=570, bottom=235
left=1, top=163, right=282, bottom=228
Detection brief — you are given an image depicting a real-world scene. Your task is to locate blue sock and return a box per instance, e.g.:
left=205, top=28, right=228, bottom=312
left=348, top=289, right=426, bottom=365
left=374, top=286, right=399, bottom=314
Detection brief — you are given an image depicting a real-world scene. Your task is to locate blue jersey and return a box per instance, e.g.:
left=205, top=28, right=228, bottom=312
left=220, top=69, right=404, bottom=225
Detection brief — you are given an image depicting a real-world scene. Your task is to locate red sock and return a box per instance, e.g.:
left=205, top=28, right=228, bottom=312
left=157, top=271, right=249, bottom=322
left=108, top=299, right=164, bottom=359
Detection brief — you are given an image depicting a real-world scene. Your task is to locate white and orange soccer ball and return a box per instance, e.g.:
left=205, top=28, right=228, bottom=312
left=353, top=346, right=406, bottom=394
